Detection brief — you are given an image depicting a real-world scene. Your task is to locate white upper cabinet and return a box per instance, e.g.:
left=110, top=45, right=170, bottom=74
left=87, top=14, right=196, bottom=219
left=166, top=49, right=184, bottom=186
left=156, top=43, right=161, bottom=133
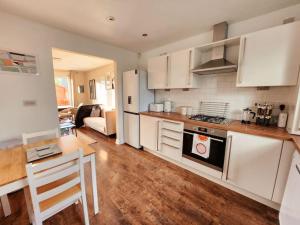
left=225, top=131, right=282, bottom=200
left=148, top=55, right=169, bottom=89
left=237, top=22, right=300, bottom=87
left=148, top=49, right=199, bottom=89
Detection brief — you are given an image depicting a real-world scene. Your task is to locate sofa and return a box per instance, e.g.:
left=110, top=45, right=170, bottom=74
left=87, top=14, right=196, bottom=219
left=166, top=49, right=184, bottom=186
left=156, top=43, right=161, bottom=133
left=75, top=104, right=116, bottom=136
left=83, top=109, right=116, bottom=136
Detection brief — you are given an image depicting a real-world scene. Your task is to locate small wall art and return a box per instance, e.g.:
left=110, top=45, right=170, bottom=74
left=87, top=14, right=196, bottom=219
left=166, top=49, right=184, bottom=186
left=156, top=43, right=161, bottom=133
left=89, top=79, right=96, bottom=100
left=0, top=50, right=39, bottom=76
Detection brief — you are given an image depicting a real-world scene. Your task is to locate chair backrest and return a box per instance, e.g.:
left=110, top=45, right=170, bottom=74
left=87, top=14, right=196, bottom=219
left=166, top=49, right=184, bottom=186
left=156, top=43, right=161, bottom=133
left=26, top=149, right=85, bottom=219
left=22, top=129, right=59, bottom=145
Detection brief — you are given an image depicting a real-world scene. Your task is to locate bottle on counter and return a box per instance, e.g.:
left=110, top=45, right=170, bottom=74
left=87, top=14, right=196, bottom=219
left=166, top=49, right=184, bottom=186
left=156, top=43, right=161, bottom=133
left=278, top=104, right=288, bottom=128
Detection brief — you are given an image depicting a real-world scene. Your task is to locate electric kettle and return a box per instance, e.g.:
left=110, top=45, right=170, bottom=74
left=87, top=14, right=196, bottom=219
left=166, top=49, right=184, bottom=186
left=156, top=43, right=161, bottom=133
left=241, top=108, right=256, bottom=124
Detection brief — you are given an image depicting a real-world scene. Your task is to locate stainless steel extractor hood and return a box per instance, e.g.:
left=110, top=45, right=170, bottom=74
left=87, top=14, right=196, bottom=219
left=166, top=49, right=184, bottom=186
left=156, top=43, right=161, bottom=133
left=192, top=22, right=237, bottom=75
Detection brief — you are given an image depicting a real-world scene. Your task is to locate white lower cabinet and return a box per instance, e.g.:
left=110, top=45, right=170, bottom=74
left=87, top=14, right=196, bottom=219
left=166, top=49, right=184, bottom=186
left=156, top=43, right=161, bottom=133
left=158, top=120, right=183, bottom=161
left=225, top=131, right=283, bottom=199
left=140, top=115, right=160, bottom=151
left=140, top=115, right=183, bottom=161
left=140, top=115, right=296, bottom=206
left=272, top=141, right=295, bottom=203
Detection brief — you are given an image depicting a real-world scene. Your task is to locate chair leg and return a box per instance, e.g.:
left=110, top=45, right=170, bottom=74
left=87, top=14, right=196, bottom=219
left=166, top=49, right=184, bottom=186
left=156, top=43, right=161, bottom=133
left=81, top=197, right=90, bottom=225
left=0, top=195, right=11, bottom=217
left=34, top=217, right=43, bottom=225
left=24, top=190, right=33, bottom=224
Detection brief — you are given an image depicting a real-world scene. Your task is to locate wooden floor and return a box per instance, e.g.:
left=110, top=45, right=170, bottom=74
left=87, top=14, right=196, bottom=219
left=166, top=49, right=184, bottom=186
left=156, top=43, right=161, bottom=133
left=0, top=127, right=279, bottom=225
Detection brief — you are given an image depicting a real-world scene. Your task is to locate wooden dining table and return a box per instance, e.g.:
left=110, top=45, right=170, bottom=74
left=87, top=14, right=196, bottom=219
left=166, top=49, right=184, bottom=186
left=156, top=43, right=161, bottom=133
left=0, top=135, right=99, bottom=217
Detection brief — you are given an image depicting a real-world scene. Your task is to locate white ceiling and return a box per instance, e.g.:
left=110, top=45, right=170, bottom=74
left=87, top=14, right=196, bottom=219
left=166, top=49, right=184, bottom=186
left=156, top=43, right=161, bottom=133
left=52, top=48, right=113, bottom=71
left=0, top=0, right=299, bottom=52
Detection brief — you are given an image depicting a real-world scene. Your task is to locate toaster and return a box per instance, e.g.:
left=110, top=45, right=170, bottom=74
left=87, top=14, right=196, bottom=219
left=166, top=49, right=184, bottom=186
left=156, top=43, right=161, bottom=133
left=149, top=103, right=164, bottom=112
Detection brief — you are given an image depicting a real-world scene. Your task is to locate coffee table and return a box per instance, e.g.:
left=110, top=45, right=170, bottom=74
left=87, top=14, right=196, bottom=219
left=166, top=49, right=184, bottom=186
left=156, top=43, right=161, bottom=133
left=59, top=121, right=77, bottom=136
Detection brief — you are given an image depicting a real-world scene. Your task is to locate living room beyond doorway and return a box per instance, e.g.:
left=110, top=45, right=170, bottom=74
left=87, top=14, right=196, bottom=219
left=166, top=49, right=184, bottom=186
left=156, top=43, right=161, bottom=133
left=52, top=48, right=117, bottom=139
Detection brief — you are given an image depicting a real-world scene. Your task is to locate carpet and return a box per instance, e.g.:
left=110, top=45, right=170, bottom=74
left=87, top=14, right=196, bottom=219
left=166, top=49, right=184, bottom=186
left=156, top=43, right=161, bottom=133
left=76, top=130, right=97, bottom=145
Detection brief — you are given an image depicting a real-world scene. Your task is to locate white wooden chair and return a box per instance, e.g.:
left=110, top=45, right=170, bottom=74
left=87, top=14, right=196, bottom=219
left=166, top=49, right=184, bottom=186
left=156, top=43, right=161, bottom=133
left=25, top=149, right=90, bottom=225
left=22, top=129, right=60, bottom=145
left=0, top=129, right=61, bottom=218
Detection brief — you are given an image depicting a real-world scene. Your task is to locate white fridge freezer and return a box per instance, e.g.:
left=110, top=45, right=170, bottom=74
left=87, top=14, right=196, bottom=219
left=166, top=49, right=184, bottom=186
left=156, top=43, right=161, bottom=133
left=123, top=70, right=154, bottom=148
left=279, top=151, right=300, bottom=225
left=123, top=112, right=140, bottom=148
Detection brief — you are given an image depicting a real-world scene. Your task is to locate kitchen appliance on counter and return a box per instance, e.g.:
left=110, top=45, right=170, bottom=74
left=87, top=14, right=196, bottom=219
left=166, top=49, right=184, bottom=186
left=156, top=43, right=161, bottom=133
left=123, top=70, right=154, bottom=148
left=182, top=122, right=227, bottom=171
left=278, top=104, right=288, bottom=128
left=241, top=108, right=256, bottom=124
left=186, top=107, right=193, bottom=116
left=255, top=103, right=273, bottom=126
left=149, top=103, right=164, bottom=112
left=163, top=100, right=172, bottom=113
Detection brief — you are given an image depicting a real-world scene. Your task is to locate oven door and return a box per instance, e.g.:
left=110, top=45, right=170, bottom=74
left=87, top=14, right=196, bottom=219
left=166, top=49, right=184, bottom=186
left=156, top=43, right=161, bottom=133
left=182, top=130, right=226, bottom=171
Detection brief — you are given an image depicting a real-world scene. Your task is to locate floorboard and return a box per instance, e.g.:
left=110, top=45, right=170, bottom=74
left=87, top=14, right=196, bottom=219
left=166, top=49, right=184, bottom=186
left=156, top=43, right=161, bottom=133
left=0, top=127, right=279, bottom=225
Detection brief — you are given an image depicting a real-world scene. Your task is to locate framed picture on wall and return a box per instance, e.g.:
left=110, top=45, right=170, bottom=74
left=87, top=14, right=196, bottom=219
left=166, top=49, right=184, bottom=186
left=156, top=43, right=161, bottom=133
left=0, top=49, right=39, bottom=76
left=105, top=74, right=114, bottom=90
left=89, top=79, right=96, bottom=100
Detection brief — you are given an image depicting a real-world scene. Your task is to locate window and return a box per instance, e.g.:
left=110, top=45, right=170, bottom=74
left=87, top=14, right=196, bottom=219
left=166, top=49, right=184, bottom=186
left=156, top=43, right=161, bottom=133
left=55, top=75, right=72, bottom=107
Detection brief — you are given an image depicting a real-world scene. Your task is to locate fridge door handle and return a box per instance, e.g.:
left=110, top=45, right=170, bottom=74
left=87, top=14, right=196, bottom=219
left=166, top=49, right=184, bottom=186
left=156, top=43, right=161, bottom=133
left=296, top=164, right=300, bottom=175
left=128, top=96, right=132, bottom=104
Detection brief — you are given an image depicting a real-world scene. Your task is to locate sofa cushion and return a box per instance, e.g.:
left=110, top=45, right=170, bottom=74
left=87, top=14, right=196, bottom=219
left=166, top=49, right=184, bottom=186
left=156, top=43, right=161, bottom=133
left=90, top=105, right=101, bottom=117
left=84, top=117, right=106, bottom=133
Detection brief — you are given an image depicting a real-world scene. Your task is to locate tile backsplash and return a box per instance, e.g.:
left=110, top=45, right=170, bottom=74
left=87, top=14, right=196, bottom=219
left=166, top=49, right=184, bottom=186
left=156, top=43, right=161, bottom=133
left=155, top=73, right=293, bottom=120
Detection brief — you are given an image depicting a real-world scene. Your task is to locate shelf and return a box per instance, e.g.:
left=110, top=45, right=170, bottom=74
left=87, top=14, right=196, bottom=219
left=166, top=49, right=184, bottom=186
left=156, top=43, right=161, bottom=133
left=194, top=36, right=241, bottom=52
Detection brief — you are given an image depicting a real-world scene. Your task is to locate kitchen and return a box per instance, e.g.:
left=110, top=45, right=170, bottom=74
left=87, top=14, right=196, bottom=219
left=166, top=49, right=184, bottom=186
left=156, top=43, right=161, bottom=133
left=123, top=19, right=300, bottom=225
left=1, top=1, right=300, bottom=224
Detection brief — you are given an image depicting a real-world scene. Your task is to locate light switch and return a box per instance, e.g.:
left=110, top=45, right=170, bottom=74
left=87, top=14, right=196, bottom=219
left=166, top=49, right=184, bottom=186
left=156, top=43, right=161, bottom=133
left=23, top=100, right=37, bottom=106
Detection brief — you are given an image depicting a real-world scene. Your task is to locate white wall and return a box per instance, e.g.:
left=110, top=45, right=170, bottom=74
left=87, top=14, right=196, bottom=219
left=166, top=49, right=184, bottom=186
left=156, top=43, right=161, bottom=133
left=139, top=4, right=300, bottom=119
left=84, top=63, right=116, bottom=108
left=0, top=11, right=138, bottom=143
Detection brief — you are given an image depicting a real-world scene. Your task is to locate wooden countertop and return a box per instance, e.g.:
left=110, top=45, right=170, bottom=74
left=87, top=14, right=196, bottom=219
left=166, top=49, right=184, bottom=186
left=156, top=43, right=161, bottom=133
left=140, top=111, right=300, bottom=153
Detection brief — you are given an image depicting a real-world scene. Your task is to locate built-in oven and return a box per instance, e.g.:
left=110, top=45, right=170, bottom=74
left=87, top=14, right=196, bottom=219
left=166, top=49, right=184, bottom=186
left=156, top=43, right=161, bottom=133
left=182, top=123, right=227, bottom=172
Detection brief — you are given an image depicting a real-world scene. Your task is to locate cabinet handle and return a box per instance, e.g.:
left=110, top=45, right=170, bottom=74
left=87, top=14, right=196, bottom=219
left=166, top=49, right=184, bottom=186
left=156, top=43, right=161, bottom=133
left=157, top=120, right=161, bottom=151
left=187, top=50, right=192, bottom=86
left=297, top=64, right=300, bottom=86
left=183, top=131, right=223, bottom=142
left=161, top=135, right=181, bottom=142
left=161, top=143, right=180, bottom=150
left=162, top=120, right=181, bottom=125
left=166, top=56, right=169, bottom=87
left=296, top=164, right=300, bottom=175
left=223, top=135, right=233, bottom=181
left=237, top=37, right=246, bottom=84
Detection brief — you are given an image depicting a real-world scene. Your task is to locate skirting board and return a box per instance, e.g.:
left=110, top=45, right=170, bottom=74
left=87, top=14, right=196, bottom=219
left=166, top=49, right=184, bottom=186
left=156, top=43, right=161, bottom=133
left=143, top=147, right=280, bottom=210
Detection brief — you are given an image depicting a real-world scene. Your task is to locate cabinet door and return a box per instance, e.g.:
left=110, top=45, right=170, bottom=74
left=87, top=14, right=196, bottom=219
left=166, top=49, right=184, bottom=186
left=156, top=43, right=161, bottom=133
left=148, top=55, right=169, bottom=89
left=168, top=49, right=191, bottom=88
left=226, top=132, right=282, bottom=199
left=237, top=22, right=300, bottom=87
left=272, top=141, right=294, bottom=203
left=159, top=120, right=183, bottom=161
left=140, top=115, right=160, bottom=151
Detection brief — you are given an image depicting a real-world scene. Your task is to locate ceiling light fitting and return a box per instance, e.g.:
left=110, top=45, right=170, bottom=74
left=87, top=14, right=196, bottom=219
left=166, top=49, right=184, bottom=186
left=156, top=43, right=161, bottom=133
left=107, top=16, right=115, bottom=22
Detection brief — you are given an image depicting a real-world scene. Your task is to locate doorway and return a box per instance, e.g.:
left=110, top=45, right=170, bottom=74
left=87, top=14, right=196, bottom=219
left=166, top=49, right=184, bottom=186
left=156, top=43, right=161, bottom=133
left=51, top=48, right=117, bottom=140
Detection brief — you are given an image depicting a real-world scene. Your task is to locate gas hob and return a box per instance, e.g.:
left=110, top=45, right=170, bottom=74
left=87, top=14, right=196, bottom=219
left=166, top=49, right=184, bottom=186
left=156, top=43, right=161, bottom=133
left=189, top=114, right=228, bottom=124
